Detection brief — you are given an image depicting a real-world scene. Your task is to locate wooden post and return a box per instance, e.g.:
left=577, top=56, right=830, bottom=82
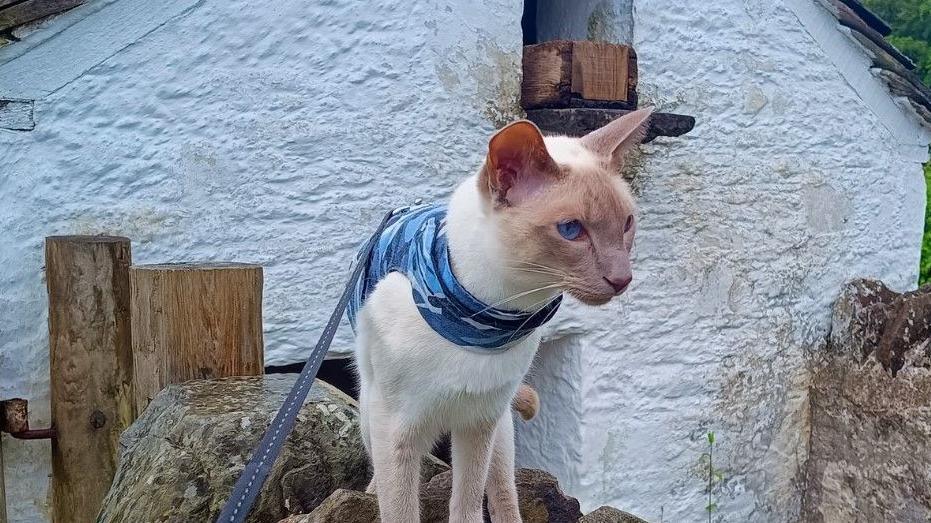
left=45, top=236, right=134, bottom=523
left=130, top=263, right=263, bottom=415
left=1, top=434, right=7, bottom=523
left=521, top=40, right=638, bottom=110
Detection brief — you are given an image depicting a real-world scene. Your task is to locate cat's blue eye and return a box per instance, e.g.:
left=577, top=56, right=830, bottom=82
left=557, top=220, right=584, bottom=240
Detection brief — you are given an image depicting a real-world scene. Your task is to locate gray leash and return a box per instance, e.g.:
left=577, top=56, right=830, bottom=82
left=216, top=209, right=396, bottom=523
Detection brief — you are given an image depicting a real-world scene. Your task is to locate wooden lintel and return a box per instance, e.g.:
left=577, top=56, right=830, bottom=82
left=525, top=108, right=695, bottom=143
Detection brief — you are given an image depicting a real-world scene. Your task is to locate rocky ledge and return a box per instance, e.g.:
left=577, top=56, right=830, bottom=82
left=802, top=279, right=931, bottom=521
left=278, top=469, right=644, bottom=523
left=98, top=374, right=646, bottom=522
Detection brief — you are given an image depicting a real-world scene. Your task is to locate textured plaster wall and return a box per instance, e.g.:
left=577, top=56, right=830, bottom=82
left=0, top=0, right=523, bottom=520
left=515, top=1, right=929, bottom=522
left=1, top=1, right=929, bottom=522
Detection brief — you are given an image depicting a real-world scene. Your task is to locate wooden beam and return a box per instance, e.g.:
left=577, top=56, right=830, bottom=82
left=877, top=70, right=931, bottom=124
left=521, top=41, right=573, bottom=109
left=836, top=0, right=892, bottom=36
left=0, top=0, right=85, bottom=32
left=45, top=236, right=134, bottom=523
left=521, top=40, right=638, bottom=110
left=525, top=108, right=695, bottom=143
left=571, top=41, right=630, bottom=101
left=842, top=29, right=931, bottom=116
left=826, top=0, right=914, bottom=70
left=130, top=263, right=264, bottom=415
left=0, top=0, right=201, bottom=100
left=0, top=434, right=6, bottom=523
left=0, top=0, right=20, bottom=12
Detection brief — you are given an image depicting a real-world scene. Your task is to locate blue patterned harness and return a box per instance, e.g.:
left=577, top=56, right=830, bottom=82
left=348, top=203, right=562, bottom=352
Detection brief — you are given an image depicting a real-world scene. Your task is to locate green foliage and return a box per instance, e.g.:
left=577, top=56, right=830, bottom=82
left=890, top=35, right=931, bottom=85
left=702, top=431, right=724, bottom=522
left=861, top=0, right=931, bottom=40
left=862, top=0, right=931, bottom=84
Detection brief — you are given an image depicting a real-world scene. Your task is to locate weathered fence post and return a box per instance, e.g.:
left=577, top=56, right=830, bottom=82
left=0, top=434, right=6, bottom=523
left=45, top=236, right=134, bottom=523
left=129, top=263, right=264, bottom=415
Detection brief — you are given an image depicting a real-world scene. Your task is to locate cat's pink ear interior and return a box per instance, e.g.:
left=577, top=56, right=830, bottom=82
left=581, top=107, right=654, bottom=171
left=482, top=120, right=559, bottom=206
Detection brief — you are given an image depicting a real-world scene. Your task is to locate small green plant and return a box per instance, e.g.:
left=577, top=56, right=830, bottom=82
left=703, top=431, right=725, bottom=522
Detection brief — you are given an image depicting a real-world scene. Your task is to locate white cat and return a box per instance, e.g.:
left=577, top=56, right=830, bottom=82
left=351, top=108, right=653, bottom=523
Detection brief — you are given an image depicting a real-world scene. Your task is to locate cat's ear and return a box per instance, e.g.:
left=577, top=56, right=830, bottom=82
left=481, top=120, right=560, bottom=207
left=581, top=107, right=653, bottom=171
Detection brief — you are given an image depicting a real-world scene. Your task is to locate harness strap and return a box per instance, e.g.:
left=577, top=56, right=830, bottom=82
left=216, top=210, right=396, bottom=523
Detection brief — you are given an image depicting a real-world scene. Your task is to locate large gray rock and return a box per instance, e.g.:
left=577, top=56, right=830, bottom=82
left=802, top=279, right=931, bottom=522
left=579, top=506, right=648, bottom=523
left=98, top=375, right=447, bottom=522
left=827, top=278, right=931, bottom=374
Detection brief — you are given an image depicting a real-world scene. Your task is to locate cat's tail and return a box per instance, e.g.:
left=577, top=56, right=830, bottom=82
left=512, top=383, right=539, bottom=421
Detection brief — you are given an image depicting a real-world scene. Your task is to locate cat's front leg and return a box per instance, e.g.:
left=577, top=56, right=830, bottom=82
left=368, top=396, right=425, bottom=523
left=450, top=420, right=497, bottom=523
left=485, top=412, right=521, bottom=522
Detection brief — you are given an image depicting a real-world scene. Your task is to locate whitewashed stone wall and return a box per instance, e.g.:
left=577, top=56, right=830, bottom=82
left=0, top=1, right=523, bottom=520
left=516, top=1, right=930, bottom=522
left=0, top=0, right=928, bottom=522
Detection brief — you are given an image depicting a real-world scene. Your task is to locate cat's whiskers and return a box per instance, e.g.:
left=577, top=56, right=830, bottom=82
left=469, top=283, right=563, bottom=317
left=506, top=260, right=568, bottom=275
left=509, top=267, right=567, bottom=279
left=503, top=294, right=559, bottom=345
left=556, top=274, right=604, bottom=299
left=505, top=261, right=569, bottom=278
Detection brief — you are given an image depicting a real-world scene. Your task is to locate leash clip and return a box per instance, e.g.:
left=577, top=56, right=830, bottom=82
left=391, top=198, right=423, bottom=218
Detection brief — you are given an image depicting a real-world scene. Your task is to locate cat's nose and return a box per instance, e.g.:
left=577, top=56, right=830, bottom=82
left=604, top=275, right=632, bottom=294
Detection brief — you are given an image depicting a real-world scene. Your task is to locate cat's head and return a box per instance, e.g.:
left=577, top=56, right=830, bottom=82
left=478, top=108, right=652, bottom=306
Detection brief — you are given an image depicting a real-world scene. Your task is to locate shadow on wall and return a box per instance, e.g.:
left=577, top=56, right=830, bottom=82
left=513, top=336, right=585, bottom=495
left=523, top=0, right=634, bottom=45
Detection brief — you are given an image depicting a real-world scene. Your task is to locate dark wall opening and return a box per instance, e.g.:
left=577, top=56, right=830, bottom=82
left=528, top=1, right=634, bottom=45
left=267, top=358, right=359, bottom=399
left=522, top=0, right=538, bottom=45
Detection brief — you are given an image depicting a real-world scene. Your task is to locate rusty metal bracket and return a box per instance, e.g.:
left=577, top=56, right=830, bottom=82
left=0, top=398, right=56, bottom=440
